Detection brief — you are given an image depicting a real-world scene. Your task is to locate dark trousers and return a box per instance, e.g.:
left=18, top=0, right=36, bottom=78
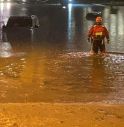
left=92, top=40, right=105, bottom=54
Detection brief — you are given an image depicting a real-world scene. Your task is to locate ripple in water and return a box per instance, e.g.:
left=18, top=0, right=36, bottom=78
left=0, top=58, right=26, bottom=78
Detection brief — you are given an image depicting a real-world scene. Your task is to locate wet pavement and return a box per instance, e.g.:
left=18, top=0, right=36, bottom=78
left=0, top=2, right=124, bottom=104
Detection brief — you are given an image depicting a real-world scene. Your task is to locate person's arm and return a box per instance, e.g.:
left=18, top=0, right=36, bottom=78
left=88, top=26, right=94, bottom=42
left=104, top=27, right=110, bottom=43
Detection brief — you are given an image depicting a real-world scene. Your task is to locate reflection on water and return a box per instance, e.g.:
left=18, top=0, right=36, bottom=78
left=67, top=3, right=74, bottom=43
left=0, top=41, right=13, bottom=58
left=0, top=2, right=12, bottom=24
left=0, top=2, right=124, bottom=103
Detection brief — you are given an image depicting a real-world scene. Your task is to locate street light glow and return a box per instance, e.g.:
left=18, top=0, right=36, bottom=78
left=22, top=0, right=26, bottom=2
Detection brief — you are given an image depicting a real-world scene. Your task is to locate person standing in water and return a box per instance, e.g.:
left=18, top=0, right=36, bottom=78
left=88, top=16, right=110, bottom=55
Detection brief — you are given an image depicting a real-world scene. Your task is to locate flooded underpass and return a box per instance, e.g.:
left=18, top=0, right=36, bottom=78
left=0, top=2, right=124, bottom=104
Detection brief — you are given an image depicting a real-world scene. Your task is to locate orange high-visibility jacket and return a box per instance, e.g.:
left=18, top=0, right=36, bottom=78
left=88, top=25, right=109, bottom=40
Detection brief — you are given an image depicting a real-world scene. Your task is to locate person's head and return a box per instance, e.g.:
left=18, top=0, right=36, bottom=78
left=95, top=16, right=103, bottom=25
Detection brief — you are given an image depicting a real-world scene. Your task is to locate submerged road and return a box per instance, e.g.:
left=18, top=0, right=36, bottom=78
left=0, top=2, right=124, bottom=104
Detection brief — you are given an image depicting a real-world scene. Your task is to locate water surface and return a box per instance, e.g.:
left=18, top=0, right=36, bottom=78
left=0, top=2, right=124, bottom=103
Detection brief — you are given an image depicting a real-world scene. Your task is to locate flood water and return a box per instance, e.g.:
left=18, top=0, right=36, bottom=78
left=0, top=2, right=124, bottom=103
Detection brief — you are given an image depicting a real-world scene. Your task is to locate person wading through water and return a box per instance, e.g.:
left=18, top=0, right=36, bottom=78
left=88, top=16, right=110, bottom=55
